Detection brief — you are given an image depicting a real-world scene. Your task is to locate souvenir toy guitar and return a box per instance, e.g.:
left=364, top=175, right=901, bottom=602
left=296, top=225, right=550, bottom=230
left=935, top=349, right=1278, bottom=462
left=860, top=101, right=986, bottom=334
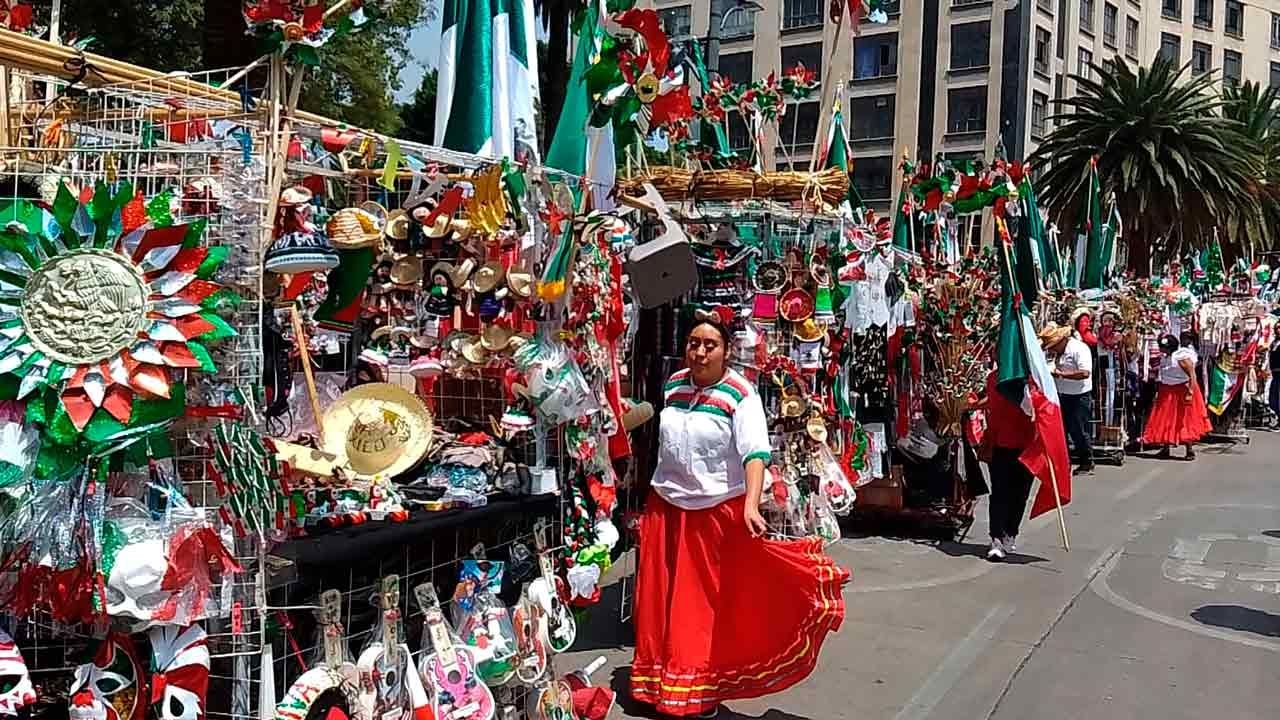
left=528, top=521, right=576, bottom=653
left=415, top=584, right=495, bottom=720
left=274, top=591, right=360, bottom=720
left=528, top=674, right=576, bottom=720
left=356, top=575, right=432, bottom=720
left=452, top=553, right=518, bottom=686
left=511, top=593, right=548, bottom=685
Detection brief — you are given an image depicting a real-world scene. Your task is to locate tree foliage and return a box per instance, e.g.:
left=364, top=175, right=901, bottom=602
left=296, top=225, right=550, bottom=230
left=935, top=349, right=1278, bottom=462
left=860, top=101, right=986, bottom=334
left=50, top=0, right=423, bottom=134
left=1030, top=55, right=1260, bottom=270
left=398, top=70, right=438, bottom=144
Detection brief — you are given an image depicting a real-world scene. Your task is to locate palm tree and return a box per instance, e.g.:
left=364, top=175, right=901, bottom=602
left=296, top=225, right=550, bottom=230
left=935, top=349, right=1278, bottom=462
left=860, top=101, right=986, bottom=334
left=1222, top=80, right=1280, bottom=258
left=1030, top=55, right=1260, bottom=272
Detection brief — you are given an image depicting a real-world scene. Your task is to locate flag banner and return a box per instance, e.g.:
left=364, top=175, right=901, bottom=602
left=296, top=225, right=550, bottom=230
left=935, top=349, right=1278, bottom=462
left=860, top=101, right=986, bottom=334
left=1206, top=341, right=1257, bottom=415
left=995, top=218, right=1071, bottom=520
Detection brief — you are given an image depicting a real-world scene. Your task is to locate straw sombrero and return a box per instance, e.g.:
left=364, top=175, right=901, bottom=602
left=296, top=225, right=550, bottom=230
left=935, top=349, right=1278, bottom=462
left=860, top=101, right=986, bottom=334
left=327, top=208, right=382, bottom=250
left=272, top=440, right=340, bottom=478
left=359, top=201, right=388, bottom=232
left=507, top=264, right=535, bottom=298
left=386, top=210, right=410, bottom=241
left=1037, top=323, right=1072, bottom=347
left=280, top=185, right=313, bottom=206
left=322, top=383, right=434, bottom=480
left=471, top=261, right=506, bottom=293
left=390, top=256, right=423, bottom=287
left=481, top=324, right=515, bottom=352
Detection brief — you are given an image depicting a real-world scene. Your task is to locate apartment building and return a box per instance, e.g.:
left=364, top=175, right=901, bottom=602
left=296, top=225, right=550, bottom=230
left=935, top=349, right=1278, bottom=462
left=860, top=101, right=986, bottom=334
left=644, top=0, right=1280, bottom=214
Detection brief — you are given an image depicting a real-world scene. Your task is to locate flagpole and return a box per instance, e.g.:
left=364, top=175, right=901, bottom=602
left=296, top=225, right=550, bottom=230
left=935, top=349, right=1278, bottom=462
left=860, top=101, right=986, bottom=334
left=996, top=216, right=1071, bottom=552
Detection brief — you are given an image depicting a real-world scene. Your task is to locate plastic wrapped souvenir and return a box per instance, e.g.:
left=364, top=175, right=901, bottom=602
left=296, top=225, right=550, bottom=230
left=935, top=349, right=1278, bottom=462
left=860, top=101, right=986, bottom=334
left=512, top=334, right=600, bottom=425
left=148, top=625, right=210, bottom=720
left=69, top=633, right=145, bottom=720
left=451, top=561, right=517, bottom=685
left=0, top=630, right=35, bottom=715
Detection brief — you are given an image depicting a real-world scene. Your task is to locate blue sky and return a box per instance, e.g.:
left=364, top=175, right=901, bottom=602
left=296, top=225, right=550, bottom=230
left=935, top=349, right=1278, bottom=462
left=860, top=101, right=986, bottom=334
left=398, top=15, right=442, bottom=102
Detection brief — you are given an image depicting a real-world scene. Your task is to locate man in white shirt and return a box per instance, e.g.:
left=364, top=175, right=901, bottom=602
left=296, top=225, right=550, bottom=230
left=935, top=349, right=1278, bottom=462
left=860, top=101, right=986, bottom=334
left=1040, top=323, right=1095, bottom=473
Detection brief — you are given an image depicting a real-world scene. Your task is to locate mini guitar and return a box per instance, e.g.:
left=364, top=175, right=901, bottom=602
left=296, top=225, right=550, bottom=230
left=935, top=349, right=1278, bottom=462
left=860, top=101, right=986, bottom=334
left=511, top=594, right=548, bottom=685
left=530, top=521, right=576, bottom=653
left=529, top=675, right=576, bottom=720
left=415, top=584, right=495, bottom=720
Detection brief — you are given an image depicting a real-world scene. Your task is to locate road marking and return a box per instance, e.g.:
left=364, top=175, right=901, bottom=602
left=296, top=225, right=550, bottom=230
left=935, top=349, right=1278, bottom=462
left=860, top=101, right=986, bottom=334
left=1091, top=548, right=1280, bottom=652
left=1116, top=466, right=1162, bottom=500
left=892, top=604, right=1015, bottom=720
left=850, top=559, right=994, bottom=593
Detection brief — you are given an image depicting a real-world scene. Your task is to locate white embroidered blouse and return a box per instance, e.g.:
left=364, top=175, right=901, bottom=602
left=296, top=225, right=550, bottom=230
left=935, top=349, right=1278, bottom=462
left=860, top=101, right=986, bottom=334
left=650, top=368, right=773, bottom=510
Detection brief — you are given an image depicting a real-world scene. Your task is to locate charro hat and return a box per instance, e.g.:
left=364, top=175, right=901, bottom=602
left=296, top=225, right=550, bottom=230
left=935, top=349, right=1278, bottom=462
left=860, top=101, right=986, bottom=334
left=322, top=383, right=434, bottom=480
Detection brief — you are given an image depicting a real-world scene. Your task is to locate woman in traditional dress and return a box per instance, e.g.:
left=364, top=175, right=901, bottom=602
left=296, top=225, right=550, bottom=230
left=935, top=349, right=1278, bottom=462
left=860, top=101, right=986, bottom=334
left=630, top=314, right=849, bottom=718
left=1141, top=333, right=1211, bottom=459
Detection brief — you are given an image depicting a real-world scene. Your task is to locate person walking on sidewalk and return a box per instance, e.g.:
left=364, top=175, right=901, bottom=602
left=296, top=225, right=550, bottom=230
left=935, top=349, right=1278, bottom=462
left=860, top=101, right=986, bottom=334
left=976, top=371, right=1036, bottom=561
left=630, top=314, right=849, bottom=718
left=1040, top=323, right=1094, bottom=474
left=1141, top=333, right=1211, bottom=459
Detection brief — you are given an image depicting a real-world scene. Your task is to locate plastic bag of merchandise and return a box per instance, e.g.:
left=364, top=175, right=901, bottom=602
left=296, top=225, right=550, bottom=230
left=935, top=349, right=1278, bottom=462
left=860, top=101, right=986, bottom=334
left=813, top=443, right=856, bottom=516
left=451, top=560, right=519, bottom=686
left=512, top=331, right=601, bottom=425
left=150, top=483, right=241, bottom=626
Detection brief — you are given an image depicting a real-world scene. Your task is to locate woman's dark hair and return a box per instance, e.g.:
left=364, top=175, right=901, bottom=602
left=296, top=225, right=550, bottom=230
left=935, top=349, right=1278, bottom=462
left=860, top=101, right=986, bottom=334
left=1178, top=330, right=1198, bottom=349
left=688, top=318, right=732, bottom=348
left=1158, top=334, right=1178, bottom=355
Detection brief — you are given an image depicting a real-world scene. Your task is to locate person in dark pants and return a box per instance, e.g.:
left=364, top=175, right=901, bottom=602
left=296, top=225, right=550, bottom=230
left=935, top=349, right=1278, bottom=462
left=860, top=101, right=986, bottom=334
left=1039, top=323, right=1094, bottom=474
left=976, top=372, right=1035, bottom=561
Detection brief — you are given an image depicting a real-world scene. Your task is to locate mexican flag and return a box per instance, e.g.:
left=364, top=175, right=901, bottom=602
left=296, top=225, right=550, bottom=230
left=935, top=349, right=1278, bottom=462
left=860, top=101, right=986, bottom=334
left=435, top=0, right=540, bottom=160
left=1206, top=341, right=1257, bottom=415
left=995, top=217, right=1072, bottom=521
left=544, top=2, right=615, bottom=206
left=1017, top=176, right=1060, bottom=288
left=891, top=183, right=912, bottom=250
left=1073, top=158, right=1107, bottom=289
left=820, top=102, right=867, bottom=213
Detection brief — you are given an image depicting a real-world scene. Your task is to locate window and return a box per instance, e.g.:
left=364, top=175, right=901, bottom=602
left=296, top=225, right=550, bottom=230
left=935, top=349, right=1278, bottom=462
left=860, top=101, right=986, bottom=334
left=1162, top=0, right=1180, bottom=20
left=1224, top=49, right=1242, bottom=86
left=722, top=7, right=755, bottom=38
left=1192, top=42, right=1212, bottom=74
left=1035, top=27, right=1052, bottom=73
left=950, top=21, right=991, bottom=70
left=1194, top=0, right=1212, bottom=26
left=782, top=0, right=822, bottom=30
left=853, top=33, right=898, bottom=79
left=719, top=52, right=753, bottom=85
left=848, top=95, right=896, bottom=140
left=1055, top=73, right=1064, bottom=99
left=778, top=102, right=820, bottom=150
left=658, top=6, right=692, bottom=38
left=947, top=87, right=987, bottom=133
left=1078, top=47, right=1093, bottom=79
left=1225, top=0, right=1243, bottom=36
left=1080, top=0, right=1095, bottom=32
left=1125, top=16, right=1139, bottom=56
left=851, top=155, right=893, bottom=201
left=1032, top=91, right=1049, bottom=137
left=1271, top=61, right=1280, bottom=89
left=1272, top=13, right=1280, bottom=49
left=782, top=43, right=822, bottom=80
left=1104, top=4, right=1118, bottom=45
left=1160, top=33, right=1181, bottom=63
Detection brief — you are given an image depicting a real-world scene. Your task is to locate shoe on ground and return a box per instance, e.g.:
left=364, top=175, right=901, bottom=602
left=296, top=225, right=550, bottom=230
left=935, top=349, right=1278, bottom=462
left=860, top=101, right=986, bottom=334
left=696, top=706, right=721, bottom=718
left=1004, top=536, right=1017, bottom=552
left=987, top=539, right=1006, bottom=561
left=1155, top=447, right=1172, bottom=459
left=1185, top=449, right=1197, bottom=461
left=1074, top=463, right=1095, bottom=475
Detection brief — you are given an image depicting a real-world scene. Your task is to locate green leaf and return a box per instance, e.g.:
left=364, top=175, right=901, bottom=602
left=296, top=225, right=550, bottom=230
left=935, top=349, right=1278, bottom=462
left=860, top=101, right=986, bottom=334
left=52, top=182, right=78, bottom=241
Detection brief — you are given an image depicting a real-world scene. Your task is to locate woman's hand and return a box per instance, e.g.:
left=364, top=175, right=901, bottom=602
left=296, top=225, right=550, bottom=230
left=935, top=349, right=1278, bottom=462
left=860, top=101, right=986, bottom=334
left=744, top=503, right=768, bottom=537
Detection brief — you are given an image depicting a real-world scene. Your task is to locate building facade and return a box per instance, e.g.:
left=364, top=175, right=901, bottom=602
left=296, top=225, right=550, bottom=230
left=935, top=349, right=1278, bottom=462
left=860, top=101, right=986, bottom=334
left=642, top=0, right=1280, bottom=214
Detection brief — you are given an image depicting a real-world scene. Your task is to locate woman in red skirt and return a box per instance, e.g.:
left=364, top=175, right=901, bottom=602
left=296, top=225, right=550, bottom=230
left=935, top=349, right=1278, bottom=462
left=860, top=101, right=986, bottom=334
left=630, top=314, right=849, bottom=718
left=1141, top=332, right=1212, bottom=459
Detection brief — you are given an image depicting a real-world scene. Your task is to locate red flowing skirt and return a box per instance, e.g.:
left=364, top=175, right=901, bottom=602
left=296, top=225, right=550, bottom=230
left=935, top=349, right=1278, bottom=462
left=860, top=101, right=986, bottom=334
left=1141, top=381, right=1212, bottom=446
left=630, top=492, right=849, bottom=716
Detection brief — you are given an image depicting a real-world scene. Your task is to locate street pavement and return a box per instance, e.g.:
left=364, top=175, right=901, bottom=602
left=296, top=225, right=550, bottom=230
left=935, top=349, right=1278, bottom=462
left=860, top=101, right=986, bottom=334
left=558, top=432, right=1280, bottom=719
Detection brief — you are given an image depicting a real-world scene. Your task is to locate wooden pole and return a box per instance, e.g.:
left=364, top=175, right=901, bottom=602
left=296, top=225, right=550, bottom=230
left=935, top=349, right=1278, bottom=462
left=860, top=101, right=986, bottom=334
left=808, top=12, right=847, bottom=173
left=995, top=216, right=1070, bottom=552
left=289, top=305, right=325, bottom=430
